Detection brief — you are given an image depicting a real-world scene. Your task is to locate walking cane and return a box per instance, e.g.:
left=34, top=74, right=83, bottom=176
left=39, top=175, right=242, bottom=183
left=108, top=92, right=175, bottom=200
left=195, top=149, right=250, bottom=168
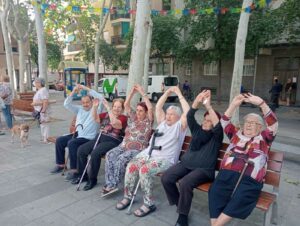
left=76, top=131, right=102, bottom=191
left=231, top=158, right=254, bottom=198
left=62, top=124, right=83, bottom=176
left=126, top=129, right=164, bottom=215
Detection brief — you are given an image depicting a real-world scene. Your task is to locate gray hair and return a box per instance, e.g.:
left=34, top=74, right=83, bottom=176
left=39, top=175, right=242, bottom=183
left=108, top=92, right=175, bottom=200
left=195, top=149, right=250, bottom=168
left=166, top=105, right=182, bottom=117
left=243, top=113, right=264, bottom=126
left=34, top=77, right=45, bottom=87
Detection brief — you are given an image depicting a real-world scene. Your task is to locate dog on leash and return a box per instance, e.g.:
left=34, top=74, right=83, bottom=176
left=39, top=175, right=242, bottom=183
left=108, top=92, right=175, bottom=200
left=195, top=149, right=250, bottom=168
left=11, top=124, right=30, bottom=148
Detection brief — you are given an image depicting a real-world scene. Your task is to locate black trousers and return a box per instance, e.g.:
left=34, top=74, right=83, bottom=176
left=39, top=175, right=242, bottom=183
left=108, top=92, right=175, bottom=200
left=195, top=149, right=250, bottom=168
left=55, top=134, right=89, bottom=169
left=271, top=93, right=280, bottom=109
left=161, top=163, right=213, bottom=215
left=77, top=133, right=121, bottom=181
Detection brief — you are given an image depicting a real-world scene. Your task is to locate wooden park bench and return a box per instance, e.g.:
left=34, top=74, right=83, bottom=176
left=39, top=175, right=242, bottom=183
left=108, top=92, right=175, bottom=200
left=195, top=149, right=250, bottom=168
left=178, top=136, right=283, bottom=226
left=47, top=118, right=283, bottom=226
left=11, top=99, right=34, bottom=121
left=12, top=95, right=57, bottom=122
left=18, top=92, right=35, bottom=101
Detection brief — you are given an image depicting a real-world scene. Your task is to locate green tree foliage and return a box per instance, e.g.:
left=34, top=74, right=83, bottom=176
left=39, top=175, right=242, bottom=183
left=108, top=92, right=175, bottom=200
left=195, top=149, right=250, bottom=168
left=43, top=0, right=98, bottom=65
left=47, top=36, right=62, bottom=70
left=75, top=14, right=99, bottom=63
left=176, top=0, right=297, bottom=65
left=275, top=0, right=300, bottom=43
left=151, top=15, right=180, bottom=74
left=98, top=39, right=119, bottom=71
left=30, top=32, right=62, bottom=71
left=118, top=27, right=134, bottom=70
left=176, top=0, right=241, bottom=65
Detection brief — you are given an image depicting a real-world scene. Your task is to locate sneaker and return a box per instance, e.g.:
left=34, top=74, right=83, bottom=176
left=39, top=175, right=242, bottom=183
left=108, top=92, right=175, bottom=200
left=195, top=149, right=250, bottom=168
left=50, top=165, right=64, bottom=174
left=64, top=172, right=78, bottom=182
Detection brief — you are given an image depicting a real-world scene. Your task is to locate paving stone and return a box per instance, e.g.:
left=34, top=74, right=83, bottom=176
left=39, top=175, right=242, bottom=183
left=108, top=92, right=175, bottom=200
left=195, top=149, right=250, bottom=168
left=0, top=209, right=30, bottom=226
left=15, top=190, right=78, bottom=221
left=24, top=211, right=76, bottom=226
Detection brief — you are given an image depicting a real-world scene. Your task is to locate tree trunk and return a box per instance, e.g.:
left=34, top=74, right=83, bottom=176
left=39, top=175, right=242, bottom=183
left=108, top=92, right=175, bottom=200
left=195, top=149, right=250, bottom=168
left=127, top=0, right=151, bottom=105
left=0, top=0, right=15, bottom=95
left=94, top=0, right=112, bottom=91
left=143, top=17, right=153, bottom=94
left=33, top=2, right=48, bottom=87
left=217, top=59, right=222, bottom=104
left=229, top=0, right=253, bottom=125
left=130, top=0, right=136, bottom=27
left=17, top=40, right=25, bottom=92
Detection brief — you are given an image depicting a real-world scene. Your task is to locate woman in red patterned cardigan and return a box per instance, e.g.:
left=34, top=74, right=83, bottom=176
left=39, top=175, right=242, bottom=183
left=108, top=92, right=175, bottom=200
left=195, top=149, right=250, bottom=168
left=209, top=93, right=278, bottom=226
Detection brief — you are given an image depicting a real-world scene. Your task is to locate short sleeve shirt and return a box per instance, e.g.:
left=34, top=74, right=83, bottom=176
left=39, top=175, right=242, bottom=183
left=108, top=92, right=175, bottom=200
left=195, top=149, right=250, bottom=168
left=33, top=87, right=49, bottom=111
left=99, top=112, right=127, bottom=141
left=121, top=112, right=153, bottom=151
left=0, top=83, right=12, bottom=105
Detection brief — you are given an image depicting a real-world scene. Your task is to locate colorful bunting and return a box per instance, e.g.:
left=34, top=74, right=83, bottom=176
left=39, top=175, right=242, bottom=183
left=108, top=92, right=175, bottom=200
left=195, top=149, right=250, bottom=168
left=32, top=0, right=271, bottom=16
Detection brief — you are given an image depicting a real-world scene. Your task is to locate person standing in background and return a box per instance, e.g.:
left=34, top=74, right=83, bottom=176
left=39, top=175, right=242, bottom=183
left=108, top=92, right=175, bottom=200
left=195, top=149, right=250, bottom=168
left=31, top=77, right=50, bottom=143
left=269, top=78, right=282, bottom=111
left=285, top=78, right=292, bottom=106
left=0, top=76, right=13, bottom=134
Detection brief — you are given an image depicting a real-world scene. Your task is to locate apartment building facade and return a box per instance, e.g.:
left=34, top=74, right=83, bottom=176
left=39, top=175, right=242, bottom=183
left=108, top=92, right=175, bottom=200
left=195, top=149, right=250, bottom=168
left=0, top=30, right=31, bottom=90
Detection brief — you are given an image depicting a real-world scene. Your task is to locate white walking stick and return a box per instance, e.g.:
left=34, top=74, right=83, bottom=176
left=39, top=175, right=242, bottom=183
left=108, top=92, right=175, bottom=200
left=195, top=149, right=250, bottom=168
left=77, top=131, right=102, bottom=191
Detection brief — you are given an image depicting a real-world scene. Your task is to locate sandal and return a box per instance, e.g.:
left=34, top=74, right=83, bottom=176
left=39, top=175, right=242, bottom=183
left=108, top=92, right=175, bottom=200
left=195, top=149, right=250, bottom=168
left=101, top=187, right=119, bottom=197
left=116, top=198, right=131, bottom=210
left=133, top=205, right=156, bottom=217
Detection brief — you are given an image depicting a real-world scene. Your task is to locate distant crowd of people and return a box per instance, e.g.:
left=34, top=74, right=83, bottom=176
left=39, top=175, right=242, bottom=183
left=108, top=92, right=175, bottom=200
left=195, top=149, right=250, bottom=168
left=47, top=81, right=278, bottom=226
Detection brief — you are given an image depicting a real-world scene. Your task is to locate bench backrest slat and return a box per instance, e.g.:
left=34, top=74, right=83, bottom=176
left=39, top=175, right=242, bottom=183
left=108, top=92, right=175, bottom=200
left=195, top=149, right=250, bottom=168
left=12, top=99, right=34, bottom=112
left=264, top=171, right=281, bottom=187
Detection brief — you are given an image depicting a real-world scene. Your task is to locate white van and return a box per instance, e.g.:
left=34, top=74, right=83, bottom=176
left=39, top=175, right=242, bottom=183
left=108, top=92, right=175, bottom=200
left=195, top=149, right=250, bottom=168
left=147, top=75, right=179, bottom=102
left=98, top=75, right=128, bottom=101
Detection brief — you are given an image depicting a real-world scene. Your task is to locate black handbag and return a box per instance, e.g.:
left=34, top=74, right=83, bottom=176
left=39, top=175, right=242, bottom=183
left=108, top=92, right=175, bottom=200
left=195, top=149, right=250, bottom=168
left=32, top=107, right=43, bottom=122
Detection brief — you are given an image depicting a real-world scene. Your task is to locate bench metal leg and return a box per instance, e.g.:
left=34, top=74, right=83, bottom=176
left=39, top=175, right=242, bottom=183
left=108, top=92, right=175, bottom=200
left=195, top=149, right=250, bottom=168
left=264, top=204, right=273, bottom=226
left=271, top=200, right=278, bottom=225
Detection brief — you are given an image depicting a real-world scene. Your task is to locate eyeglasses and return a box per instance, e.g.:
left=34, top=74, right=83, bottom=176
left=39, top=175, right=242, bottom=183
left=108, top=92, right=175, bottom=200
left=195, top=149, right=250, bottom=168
left=244, top=121, right=260, bottom=126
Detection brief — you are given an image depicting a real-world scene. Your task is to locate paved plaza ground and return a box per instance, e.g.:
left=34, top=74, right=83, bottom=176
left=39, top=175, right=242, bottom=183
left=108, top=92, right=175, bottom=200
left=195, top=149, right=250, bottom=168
left=0, top=91, right=299, bottom=226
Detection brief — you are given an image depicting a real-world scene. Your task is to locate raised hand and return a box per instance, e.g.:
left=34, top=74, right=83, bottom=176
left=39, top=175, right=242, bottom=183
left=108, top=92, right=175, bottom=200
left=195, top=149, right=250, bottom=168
left=231, top=94, right=247, bottom=107
left=134, top=84, right=144, bottom=94
left=102, top=98, right=110, bottom=110
left=243, top=93, right=264, bottom=106
left=202, top=90, right=211, bottom=108
left=192, top=89, right=208, bottom=108
left=93, top=98, right=100, bottom=107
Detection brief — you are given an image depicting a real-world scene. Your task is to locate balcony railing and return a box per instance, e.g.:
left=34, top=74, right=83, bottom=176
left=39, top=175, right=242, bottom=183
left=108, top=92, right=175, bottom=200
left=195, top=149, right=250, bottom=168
left=111, top=35, right=125, bottom=45
left=110, top=13, right=130, bottom=21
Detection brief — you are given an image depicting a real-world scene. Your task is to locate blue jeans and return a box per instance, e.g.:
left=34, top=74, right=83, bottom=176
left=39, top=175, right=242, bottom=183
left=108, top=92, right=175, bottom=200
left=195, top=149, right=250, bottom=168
left=2, top=105, right=13, bottom=129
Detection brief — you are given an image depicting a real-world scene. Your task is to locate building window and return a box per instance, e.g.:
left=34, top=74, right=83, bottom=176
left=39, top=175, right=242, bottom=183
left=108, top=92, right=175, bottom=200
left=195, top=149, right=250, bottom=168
left=243, top=59, right=255, bottom=76
left=156, top=63, right=170, bottom=75
left=185, top=64, right=192, bottom=76
left=148, top=63, right=153, bottom=74
left=12, top=47, right=18, bottom=52
left=203, top=61, right=218, bottom=76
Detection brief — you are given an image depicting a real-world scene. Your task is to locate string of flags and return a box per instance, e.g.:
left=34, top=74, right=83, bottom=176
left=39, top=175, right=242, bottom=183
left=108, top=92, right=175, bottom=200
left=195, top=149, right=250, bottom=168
left=32, top=0, right=272, bottom=16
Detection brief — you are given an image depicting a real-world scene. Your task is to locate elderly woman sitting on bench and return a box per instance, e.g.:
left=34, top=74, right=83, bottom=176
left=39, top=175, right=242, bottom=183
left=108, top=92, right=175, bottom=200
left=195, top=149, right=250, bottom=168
left=116, top=86, right=190, bottom=218
left=209, top=93, right=278, bottom=226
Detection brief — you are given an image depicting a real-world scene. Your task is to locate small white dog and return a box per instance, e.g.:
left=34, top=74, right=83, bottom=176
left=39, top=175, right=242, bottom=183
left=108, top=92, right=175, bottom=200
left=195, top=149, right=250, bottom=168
left=11, top=124, right=30, bottom=148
